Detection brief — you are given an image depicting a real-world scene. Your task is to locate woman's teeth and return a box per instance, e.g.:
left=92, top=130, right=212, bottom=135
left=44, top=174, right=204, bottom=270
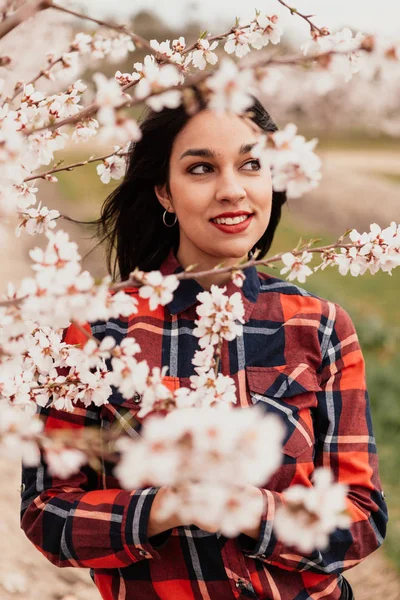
left=212, top=215, right=250, bottom=225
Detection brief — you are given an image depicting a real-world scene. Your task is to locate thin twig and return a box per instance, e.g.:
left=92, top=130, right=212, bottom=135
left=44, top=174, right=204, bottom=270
left=23, top=148, right=129, bottom=182
left=276, top=0, right=329, bottom=36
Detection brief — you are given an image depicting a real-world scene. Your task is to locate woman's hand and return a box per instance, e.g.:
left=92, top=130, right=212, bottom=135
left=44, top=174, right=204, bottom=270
left=148, top=486, right=182, bottom=538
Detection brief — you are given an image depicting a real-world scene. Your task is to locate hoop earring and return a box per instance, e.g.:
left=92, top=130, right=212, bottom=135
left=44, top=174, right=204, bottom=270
left=163, top=210, right=178, bottom=228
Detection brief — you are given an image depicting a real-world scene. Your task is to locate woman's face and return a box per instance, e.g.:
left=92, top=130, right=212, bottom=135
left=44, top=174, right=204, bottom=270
left=155, top=109, right=273, bottom=269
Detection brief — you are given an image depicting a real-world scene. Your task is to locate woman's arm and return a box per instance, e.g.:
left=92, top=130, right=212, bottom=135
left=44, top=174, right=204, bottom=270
left=20, top=322, right=179, bottom=569
left=239, top=302, right=388, bottom=574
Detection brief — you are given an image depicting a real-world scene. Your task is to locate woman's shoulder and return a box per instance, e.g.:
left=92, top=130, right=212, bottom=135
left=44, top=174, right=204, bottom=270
left=61, top=287, right=141, bottom=347
left=256, top=270, right=355, bottom=329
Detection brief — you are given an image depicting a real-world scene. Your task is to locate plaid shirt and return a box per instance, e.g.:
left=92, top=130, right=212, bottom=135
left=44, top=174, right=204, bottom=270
left=21, top=249, right=388, bottom=600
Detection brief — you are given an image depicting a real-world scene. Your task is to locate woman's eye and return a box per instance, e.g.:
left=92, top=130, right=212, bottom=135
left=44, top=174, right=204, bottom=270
left=242, top=159, right=261, bottom=171
left=188, top=163, right=213, bottom=175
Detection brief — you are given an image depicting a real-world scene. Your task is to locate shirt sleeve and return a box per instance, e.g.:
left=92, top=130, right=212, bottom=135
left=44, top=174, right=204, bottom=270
left=20, top=321, right=168, bottom=569
left=239, top=302, right=388, bottom=574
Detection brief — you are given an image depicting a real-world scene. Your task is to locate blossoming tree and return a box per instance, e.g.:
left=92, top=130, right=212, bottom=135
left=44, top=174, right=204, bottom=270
left=0, top=0, right=399, bottom=549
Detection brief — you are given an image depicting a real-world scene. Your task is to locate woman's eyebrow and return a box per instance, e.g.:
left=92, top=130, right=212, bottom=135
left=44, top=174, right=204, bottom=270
left=180, top=142, right=256, bottom=160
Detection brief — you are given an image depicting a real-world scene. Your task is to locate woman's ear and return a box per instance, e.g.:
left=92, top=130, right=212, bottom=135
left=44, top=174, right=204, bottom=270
left=154, top=184, right=173, bottom=212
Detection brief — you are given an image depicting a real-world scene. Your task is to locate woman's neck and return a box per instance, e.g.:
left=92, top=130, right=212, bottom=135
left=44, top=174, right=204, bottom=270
left=176, top=246, right=246, bottom=290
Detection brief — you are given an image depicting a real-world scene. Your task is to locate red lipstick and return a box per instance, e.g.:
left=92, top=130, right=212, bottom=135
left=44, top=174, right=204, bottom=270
left=210, top=212, right=254, bottom=235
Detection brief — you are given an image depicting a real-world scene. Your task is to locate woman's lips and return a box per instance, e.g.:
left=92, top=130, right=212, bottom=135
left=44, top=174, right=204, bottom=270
left=210, top=214, right=254, bottom=234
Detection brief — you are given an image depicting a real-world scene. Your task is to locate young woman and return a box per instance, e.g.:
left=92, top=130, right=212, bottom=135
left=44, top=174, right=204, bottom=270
left=21, top=98, right=387, bottom=600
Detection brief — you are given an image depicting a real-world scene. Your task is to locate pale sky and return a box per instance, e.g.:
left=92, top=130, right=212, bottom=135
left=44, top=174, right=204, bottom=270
left=77, top=0, right=400, bottom=37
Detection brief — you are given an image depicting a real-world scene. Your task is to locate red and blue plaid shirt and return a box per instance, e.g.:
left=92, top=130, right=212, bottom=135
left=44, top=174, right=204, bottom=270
left=21, top=249, right=387, bottom=600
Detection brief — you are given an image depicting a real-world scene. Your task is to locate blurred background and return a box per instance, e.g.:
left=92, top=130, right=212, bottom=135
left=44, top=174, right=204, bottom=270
left=0, top=1, right=399, bottom=598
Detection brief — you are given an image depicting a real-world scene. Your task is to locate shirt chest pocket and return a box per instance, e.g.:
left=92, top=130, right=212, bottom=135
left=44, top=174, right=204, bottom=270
left=246, top=363, right=322, bottom=460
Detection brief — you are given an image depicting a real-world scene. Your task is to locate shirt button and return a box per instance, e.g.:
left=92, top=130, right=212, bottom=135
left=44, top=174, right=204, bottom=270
left=139, top=549, right=149, bottom=557
left=133, top=392, right=141, bottom=404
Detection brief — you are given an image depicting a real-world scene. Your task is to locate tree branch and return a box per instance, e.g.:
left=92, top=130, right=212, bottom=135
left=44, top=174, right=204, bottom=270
left=0, top=0, right=51, bottom=40
left=110, top=241, right=362, bottom=293
left=27, top=44, right=363, bottom=136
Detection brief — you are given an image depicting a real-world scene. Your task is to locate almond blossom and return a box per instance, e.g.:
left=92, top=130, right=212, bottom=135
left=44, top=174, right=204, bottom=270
left=138, top=270, right=180, bottom=311
left=114, top=406, right=285, bottom=537
left=301, top=27, right=365, bottom=83
left=150, top=37, right=186, bottom=65
left=93, top=72, right=125, bottom=125
left=97, top=115, right=142, bottom=146
left=133, top=57, right=183, bottom=111
left=193, top=285, right=245, bottom=348
left=189, top=370, right=237, bottom=407
left=45, top=447, right=87, bottom=479
left=71, top=118, right=99, bottom=143
left=0, top=401, right=42, bottom=467
left=70, top=32, right=135, bottom=63
left=206, top=58, right=255, bottom=114
left=280, top=251, right=314, bottom=283
left=231, top=270, right=246, bottom=288
left=224, top=29, right=253, bottom=58
left=267, top=124, right=322, bottom=199
left=250, top=13, right=283, bottom=49
left=191, top=39, right=219, bottom=70
left=274, top=468, right=350, bottom=552
left=318, top=222, right=400, bottom=277
left=15, top=204, right=60, bottom=237
left=96, top=153, right=126, bottom=184
left=14, top=182, right=38, bottom=210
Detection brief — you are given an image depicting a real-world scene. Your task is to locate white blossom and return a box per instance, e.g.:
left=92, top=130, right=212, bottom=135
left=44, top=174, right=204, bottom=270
left=268, top=124, right=322, bottom=198
left=138, top=271, right=180, bottom=311
left=280, top=251, right=314, bottom=283
left=224, top=29, right=253, bottom=58
left=206, top=58, right=255, bottom=114
left=16, top=204, right=60, bottom=237
left=93, top=72, right=124, bottom=125
left=193, top=285, right=245, bottom=348
left=133, top=57, right=183, bottom=111
left=191, top=39, right=219, bottom=70
left=0, top=402, right=42, bottom=467
left=274, top=468, right=351, bottom=552
left=72, top=118, right=99, bottom=143
left=231, top=270, right=246, bottom=288
left=96, top=153, right=126, bottom=184
left=114, top=406, right=285, bottom=537
left=250, top=14, right=283, bottom=49
left=301, top=28, right=365, bottom=83
left=45, top=447, right=87, bottom=478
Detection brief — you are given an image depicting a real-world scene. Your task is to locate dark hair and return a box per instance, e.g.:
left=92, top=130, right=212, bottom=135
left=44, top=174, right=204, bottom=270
left=90, top=97, right=287, bottom=281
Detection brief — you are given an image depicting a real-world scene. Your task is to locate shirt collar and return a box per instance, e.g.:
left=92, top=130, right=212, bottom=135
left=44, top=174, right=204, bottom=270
left=160, top=248, right=260, bottom=318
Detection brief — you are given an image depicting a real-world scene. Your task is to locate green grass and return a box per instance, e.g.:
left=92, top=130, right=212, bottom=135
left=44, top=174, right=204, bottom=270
left=53, top=149, right=119, bottom=216
left=308, top=132, right=400, bottom=152
left=374, top=171, right=400, bottom=186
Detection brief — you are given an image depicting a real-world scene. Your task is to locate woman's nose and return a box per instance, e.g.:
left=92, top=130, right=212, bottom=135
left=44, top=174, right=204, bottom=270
left=215, top=173, right=246, bottom=203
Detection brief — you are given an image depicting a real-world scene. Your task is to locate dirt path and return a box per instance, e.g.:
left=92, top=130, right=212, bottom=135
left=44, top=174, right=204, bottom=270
left=1, top=150, right=399, bottom=600
left=285, top=150, right=400, bottom=238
